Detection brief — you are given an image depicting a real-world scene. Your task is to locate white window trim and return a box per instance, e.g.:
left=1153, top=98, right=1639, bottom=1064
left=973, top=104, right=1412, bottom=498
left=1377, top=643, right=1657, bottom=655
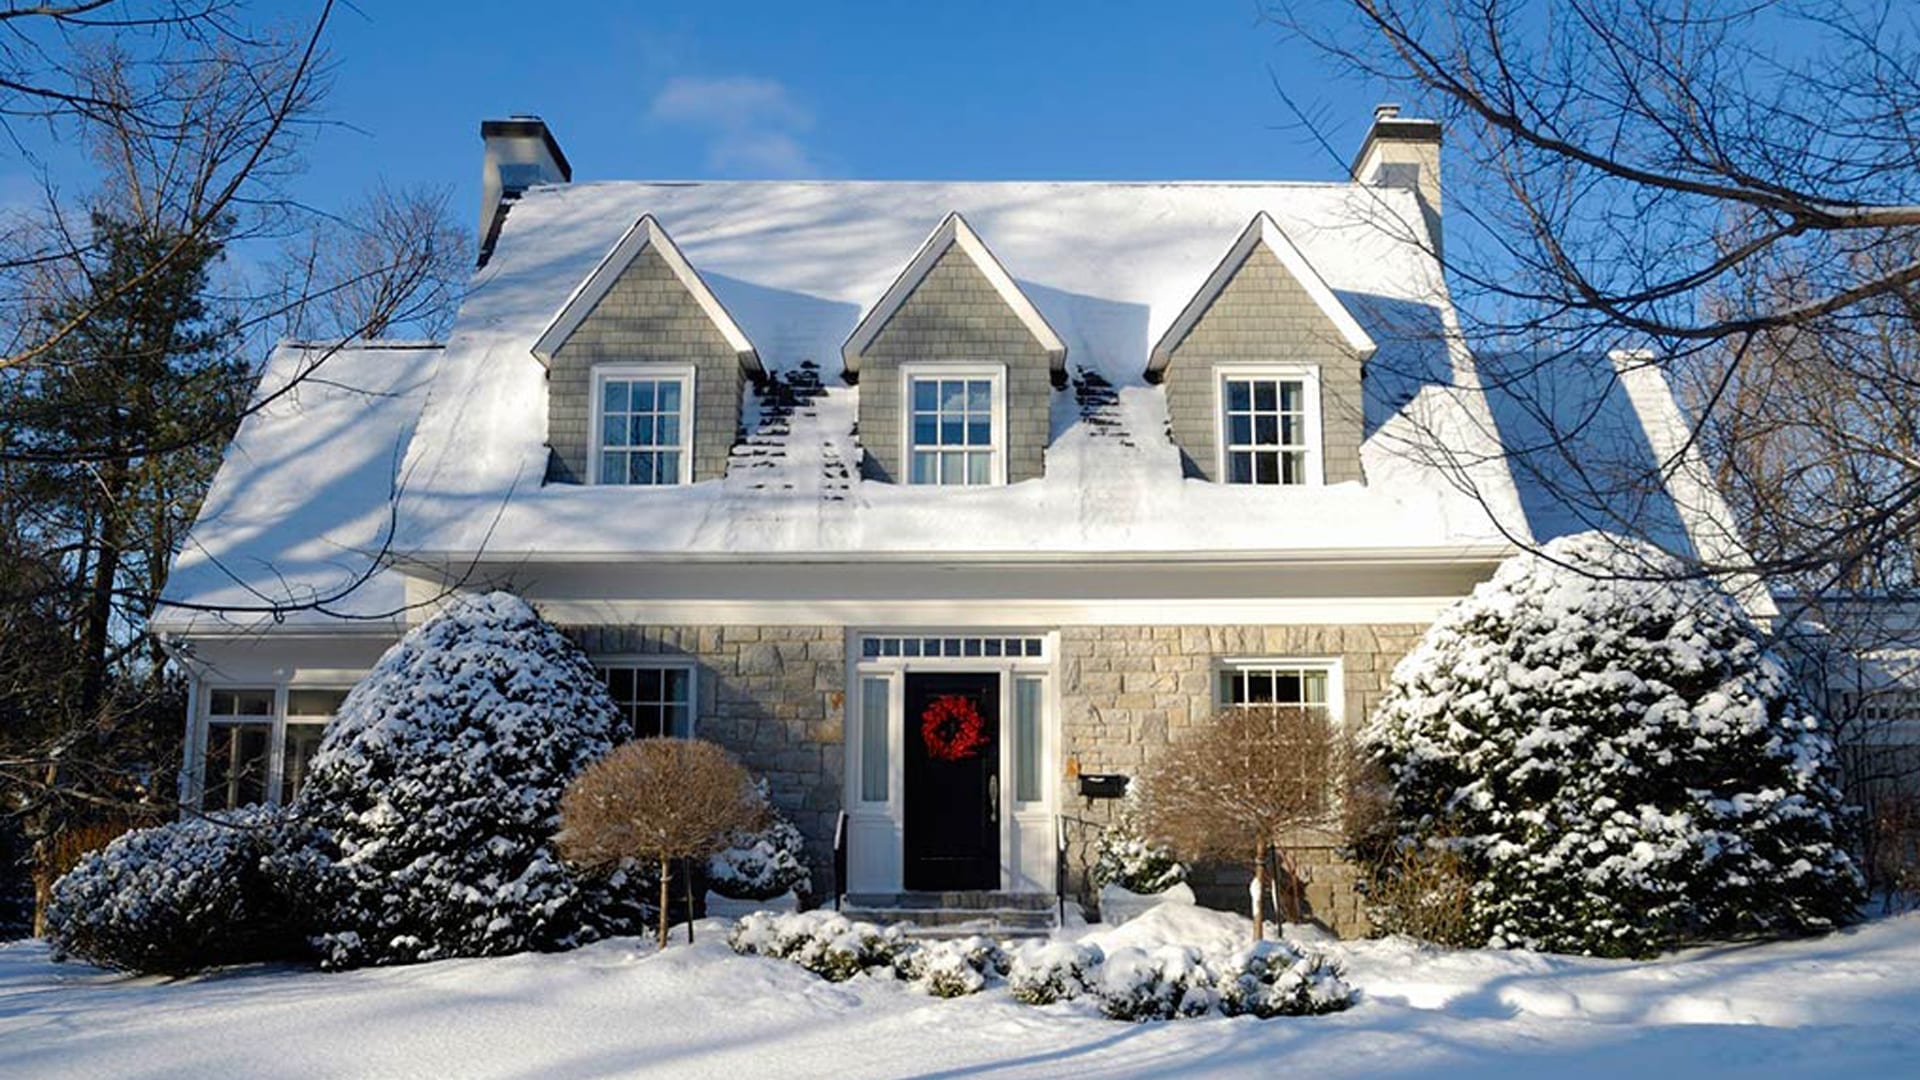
left=1212, top=363, right=1324, bottom=487
left=587, top=362, right=697, bottom=486
left=591, top=656, right=699, bottom=738
left=898, top=361, right=1009, bottom=487
left=1213, top=657, right=1345, bottom=727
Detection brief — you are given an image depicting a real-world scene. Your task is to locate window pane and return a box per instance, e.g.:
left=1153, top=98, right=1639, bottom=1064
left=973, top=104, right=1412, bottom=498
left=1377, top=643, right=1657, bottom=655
left=204, top=722, right=272, bottom=809
left=1247, top=671, right=1275, bottom=703
left=605, top=667, right=634, bottom=700
left=656, top=381, right=681, bottom=412
left=1253, top=380, right=1277, bottom=411
left=631, top=380, right=656, bottom=412
left=913, top=379, right=938, bottom=411
left=637, top=668, right=662, bottom=701
left=941, top=380, right=966, bottom=411
left=966, top=417, right=991, bottom=446
left=601, top=414, right=629, bottom=448
left=665, top=705, right=691, bottom=739
left=281, top=723, right=326, bottom=804
left=1227, top=380, right=1251, bottom=411
left=861, top=677, right=890, bottom=802
left=1282, top=452, right=1304, bottom=485
left=913, top=415, right=938, bottom=445
left=911, top=451, right=937, bottom=484
left=602, top=379, right=628, bottom=414
left=658, top=452, right=682, bottom=483
left=210, top=688, right=274, bottom=717
left=941, top=451, right=964, bottom=484
left=1279, top=381, right=1302, bottom=412
left=287, top=689, right=348, bottom=717
left=967, top=380, right=991, bottom=412
left=1222, top=670, right=1243, bottom=705
left=600, top=452, right=628, bottom=484
left=1276, top=672, right=1302, bottom=704
left=1255, top=415, right=1279, bottom=445
left=1303, top=671, right=1328, bottom=704
left=1229, top=415, right=1252, bottom=445
left=1015, top=677, right=1042, bottom=803
left=1228, top=452, right=1253, bottom=484
left=1280, top=415, right=1300, bottom=446
left=967, top=453, right=991, bottom=485
left=1255, top=453, right=1279, bottom=485
left=941, top=417, right=964, bottom=445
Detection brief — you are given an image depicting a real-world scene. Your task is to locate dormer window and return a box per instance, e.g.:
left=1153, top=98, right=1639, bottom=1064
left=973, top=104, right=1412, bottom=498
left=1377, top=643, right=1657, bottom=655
left=1217, top=364, right=1321, bottom=485
left=592, top=363, right=694, bottom=485
left=903, top=363, right=1005, bottom=486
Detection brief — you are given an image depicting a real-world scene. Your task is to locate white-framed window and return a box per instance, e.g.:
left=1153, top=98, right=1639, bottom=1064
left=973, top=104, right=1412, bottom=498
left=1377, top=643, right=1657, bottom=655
left=900, top=363, right=1006, bottom=486
left=1214, top=364, right=1322, bottom=486
left=1216, top=659, right=1340, bottom=721
left=595, top=661, right=696, bottom=739
left=198, top=684, right=350, bottom=810
left=590, top=363, right=694, bottom=486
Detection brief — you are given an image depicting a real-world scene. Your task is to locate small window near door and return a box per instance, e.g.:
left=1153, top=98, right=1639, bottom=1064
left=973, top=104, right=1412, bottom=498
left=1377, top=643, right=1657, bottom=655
left=1014, top=677, right=1043, bottom=804
left=1219, top=369, right=1318, bottom=485
left=597, top=664, right=694, bottom=738
left=860, top=676, right=890, bottom=803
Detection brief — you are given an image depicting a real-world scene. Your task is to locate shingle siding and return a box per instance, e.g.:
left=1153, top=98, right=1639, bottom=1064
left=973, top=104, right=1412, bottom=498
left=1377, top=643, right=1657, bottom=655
left=546, top=245, right=743, bottom=484
left=856, top=246, right=1052, bottom=484
left=1163, top=245, right=1366, bottom=484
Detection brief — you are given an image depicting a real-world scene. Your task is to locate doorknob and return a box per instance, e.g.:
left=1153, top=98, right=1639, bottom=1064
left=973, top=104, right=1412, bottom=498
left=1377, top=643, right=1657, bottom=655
left=988, top=774, right=999, bottom=825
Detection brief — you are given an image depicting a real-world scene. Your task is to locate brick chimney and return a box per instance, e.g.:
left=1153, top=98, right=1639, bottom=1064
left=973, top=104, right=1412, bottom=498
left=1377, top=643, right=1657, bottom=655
left=478, top=116, right=571, bottom=266
left=1350, top=104, right=1444, bottom=260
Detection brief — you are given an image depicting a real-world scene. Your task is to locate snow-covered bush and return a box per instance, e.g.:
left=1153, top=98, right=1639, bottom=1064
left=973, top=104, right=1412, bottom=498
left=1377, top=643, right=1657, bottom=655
left=896, top=935, right=1008, bottom=998
left=1215, top=939, right=1354, bottom=1017
left=293, top=591, right=632, bottom=968
left=1006, top=940, right=1105, bottom=1005
left=707, top=779, right=812, bottom=901
left=1090, top=812, right=1185, bottom=895
left=729, top=910, right=906, bottom=982
left=45, top=806, right=318, bottom=974
left=1361, top=532, right=1863, bottom=957
left=1090, top=945, right=1216, bottom=1021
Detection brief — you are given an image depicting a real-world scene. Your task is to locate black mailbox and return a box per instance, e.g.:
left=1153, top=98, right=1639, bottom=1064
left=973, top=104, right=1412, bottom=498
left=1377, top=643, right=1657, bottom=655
left=1078, top=773, right=1130, bottom=799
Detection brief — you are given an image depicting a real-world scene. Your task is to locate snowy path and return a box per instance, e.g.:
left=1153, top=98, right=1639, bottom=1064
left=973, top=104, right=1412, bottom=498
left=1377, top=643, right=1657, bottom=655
left=3, top=912, right=1917, bottom=1078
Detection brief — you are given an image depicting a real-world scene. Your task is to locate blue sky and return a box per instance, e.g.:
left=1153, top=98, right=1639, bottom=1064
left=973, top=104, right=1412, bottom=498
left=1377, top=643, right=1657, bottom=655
left=310, top=1, right=1386, bottom=233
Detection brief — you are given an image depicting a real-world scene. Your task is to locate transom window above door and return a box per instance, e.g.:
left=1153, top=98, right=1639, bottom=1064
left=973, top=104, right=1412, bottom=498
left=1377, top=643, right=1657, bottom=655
left=1218, top=367, right=1320, bottom=486
left=592, top=365, right=692, bottom=486
left=904, top=366, right=1003, bottom=486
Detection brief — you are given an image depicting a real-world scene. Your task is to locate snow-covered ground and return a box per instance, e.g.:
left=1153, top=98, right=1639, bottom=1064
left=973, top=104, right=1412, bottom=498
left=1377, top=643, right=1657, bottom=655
left=4, top=906, right=1917, bottom=1078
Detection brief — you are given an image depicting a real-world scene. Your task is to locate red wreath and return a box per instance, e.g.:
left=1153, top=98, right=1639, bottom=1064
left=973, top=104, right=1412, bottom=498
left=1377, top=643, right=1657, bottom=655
left=921, top=694, right=989, bottom=762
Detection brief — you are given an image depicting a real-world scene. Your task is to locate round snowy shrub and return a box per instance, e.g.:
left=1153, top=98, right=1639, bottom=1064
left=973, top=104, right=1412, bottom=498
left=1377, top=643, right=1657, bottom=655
left=293, top=591, right=630, bottom=968
left=1361, top=532, right=1863, bottom=957
left=1091, top=945, right=1216, bottom=1021
left=707, top=779, right=812, bottom=901
left=730, top=910, right=905, bottom=982
left=46, top=806, right=318, bottom=974
left=1090, top=812, right=1186, bottom=895
left=1215, top=939, right=1354, bottom=1017
left=896, top=935, right=1008, bottom=998
left=1006, top=940, right=1105, bottom=1005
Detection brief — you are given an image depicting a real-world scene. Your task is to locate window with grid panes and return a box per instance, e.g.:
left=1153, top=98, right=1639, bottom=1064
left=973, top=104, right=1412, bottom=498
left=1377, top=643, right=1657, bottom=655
left=908, top=374, right=997, bottom=485
left=1222, top=375, right=1310, bottom=485
left=1218, top=663, right=1332, bottom=715
left=596, top=664, right=694, bottom=738
left=203, top=688, right=275, bottom=810
left=595, top=371, right=688, bottom=485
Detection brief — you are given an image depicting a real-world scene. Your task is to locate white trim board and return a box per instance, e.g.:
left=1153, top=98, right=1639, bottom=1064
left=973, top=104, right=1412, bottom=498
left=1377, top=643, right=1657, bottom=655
left=525, top=596, right=1464, bottom=627
left=842, top=211, right=1067, bottom=383
left=1148, top=211, right=1376, bottom=380
left=531, top=214, right=763, bottom=379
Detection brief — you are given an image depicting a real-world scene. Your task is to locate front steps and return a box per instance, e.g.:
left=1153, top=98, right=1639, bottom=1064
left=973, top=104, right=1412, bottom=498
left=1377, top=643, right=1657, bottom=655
left=842, top=892, right=1059, bottom=938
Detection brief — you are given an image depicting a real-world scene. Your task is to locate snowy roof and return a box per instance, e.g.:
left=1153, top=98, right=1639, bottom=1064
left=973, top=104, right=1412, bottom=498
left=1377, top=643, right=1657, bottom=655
left=394, top=179, right=1529, bottom=559
left=154, top=341, right=443, bottom=634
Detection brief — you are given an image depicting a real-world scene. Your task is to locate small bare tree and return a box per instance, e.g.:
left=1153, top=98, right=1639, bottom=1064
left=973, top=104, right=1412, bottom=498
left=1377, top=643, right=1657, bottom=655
left=557, top=739, right=764, bottom=948
left=1136, top=706, right=1338, bottom=942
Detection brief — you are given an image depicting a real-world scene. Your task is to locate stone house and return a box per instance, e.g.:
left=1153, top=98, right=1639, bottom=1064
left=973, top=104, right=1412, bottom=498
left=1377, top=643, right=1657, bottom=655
left=152, top=108, right=1739, bottom=935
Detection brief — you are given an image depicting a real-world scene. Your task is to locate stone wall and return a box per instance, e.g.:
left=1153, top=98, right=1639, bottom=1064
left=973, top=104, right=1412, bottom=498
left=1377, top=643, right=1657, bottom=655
left=1162, top=243, right=1366, bottom=484
left=562, top=624, right=846, bottom=892
left=855, top=244, right=1053, bottom=484
left=546, top=245, right=745, bottom=484
left=1054, top=623, right=1425, bottom=936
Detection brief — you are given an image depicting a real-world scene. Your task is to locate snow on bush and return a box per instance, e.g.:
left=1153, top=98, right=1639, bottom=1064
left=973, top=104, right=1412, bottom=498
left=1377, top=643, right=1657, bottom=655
left=1006, top=940, right=1105, bottom=1005
left=706, top=779, right=812, bottom=901
left=1090, top=811, right=1186, bottom=895
left=729, top=910, right=906, bottom=982
left=896, top=935, right=1008, bottom=998
left=293, top=591, right=632, bottom=968
left=1361, top=532, right=1863, bottom=957
left=45, top=806, right=319, bottom=975
left=1215, top=939, right=1354, bottom=1017
left=1091, top=945, right=1217, bottom=1021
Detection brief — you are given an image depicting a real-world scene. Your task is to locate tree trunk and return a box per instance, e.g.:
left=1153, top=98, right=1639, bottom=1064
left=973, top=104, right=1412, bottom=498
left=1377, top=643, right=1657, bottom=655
left=684, top=857, right=696, bottom=945
left=657, top=856, right=671, bottom=949
left=1250, top=843, right=1267, bottom=943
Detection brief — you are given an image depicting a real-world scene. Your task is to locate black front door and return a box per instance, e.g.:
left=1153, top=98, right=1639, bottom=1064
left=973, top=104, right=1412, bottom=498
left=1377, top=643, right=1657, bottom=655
left=903, top=671, right=1000, bottom=891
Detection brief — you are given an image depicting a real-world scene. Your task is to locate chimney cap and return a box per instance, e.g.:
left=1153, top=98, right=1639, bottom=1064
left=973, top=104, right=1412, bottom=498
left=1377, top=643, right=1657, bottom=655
left=480, top=116, right=572, bottom=182
left=1374, top=103, right=1402, bottom=121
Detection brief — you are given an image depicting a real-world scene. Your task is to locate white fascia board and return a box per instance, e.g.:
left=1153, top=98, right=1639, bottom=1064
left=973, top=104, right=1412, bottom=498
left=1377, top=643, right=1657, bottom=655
left=1149, top=211, right=1377, bottom=379
left=841, top=211, right=1067, bottom=380
left=1607, top=348, right=1776, bottom=619
left=403, top=543, right=1518, bottom=568
left=530, top=214, right=763, bottom=379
